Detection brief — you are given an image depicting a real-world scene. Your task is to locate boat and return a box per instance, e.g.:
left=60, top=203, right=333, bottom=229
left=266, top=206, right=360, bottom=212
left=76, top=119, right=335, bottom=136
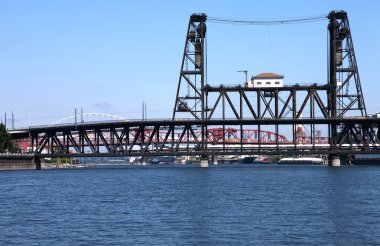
left=277, top=156, right=325, bottom=165
left=148, top=156, right=176, bottom=164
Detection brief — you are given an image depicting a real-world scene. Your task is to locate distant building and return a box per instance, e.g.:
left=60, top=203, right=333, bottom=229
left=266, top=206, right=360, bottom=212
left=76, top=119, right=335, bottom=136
left=247, top=72, right=284, bottom=88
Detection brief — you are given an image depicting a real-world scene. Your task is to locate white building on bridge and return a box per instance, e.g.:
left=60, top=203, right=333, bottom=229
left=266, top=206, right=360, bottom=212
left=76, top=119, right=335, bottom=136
left=247, top=72, right=284, bottom=88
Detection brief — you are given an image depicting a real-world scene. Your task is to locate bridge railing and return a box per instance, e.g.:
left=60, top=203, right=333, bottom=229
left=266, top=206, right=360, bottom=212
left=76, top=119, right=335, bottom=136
left=10, top=116, right=375, bottom=132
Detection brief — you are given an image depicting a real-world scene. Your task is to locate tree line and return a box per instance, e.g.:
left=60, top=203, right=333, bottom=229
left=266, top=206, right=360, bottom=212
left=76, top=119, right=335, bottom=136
left=0, top=123, right=19, bottom=153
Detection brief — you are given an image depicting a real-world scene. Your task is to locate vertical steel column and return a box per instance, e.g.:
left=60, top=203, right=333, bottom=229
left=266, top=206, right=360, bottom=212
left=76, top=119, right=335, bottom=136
left=156, top=126, right=160, bottom=151
left=80, top=130, right=84, bottom=154
left=205, top=124, right=208, bottom=152
left=187, top=127, right=190, bottom=152
left=240, top=124, right=243, bottom=153
left=310, top=91, right=315, bottom=147
left=49, top=133, right=53, bottom=154
left=274, top=90, right=279, bottom=118
left=223, top=124, right=226, bottom=152
left=140, top=126, right=145, bottom=155
left=222, top=91, right=226, bottom=152
left=171, top=126, right=175, bottom=151
left=125, top=127, right=129, bottom=154
left=110, top=128, right=115, bottom=152
left=30, top=134, right=35, bottom=153
left=65, top=131, right=70, bottom=154
left=292, top=89, right=297, bottom=148
left=200, top=17, right=206, bottom=121
left=257, top=90, right=261, bottom=119
left=258, top=124, right=261, bottom=152
left=222, top=91, right=225, bottom=120
left=275, top=90, right=279, bottom=150
left=63, top=134, right=67, bottom=154
left=95, top=130, right=100, bottom=153
left=240, top=90, right=243, bottom=119
left=328, top=12, right=338, bottom=152
left=310, top=90, right=316, bottom=149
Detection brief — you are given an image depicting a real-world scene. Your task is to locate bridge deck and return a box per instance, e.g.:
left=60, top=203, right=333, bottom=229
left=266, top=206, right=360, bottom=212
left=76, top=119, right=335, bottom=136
left=9, top=118, right=380, bottom=158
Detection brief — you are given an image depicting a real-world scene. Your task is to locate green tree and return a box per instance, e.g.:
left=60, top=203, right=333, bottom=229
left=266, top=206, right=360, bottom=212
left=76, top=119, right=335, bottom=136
left=0, top=123, right=18, bottom=153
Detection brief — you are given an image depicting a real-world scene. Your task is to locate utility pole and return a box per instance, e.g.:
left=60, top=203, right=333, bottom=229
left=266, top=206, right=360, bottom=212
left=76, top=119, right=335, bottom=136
left=12, top=111, right=14, bottom=129
left=142, top=101, right=145, bottom=120
left=81, top=107, right=84, bottom=123
left=145, top=102, right=147, bottom=120
left=141, top=101, right=148, bottom=120
left=75, top=108, right=77, bottom=125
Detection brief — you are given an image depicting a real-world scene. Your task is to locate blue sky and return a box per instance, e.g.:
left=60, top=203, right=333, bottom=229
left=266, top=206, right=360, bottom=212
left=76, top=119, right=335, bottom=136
left=1, top=1, right=379, bottom=127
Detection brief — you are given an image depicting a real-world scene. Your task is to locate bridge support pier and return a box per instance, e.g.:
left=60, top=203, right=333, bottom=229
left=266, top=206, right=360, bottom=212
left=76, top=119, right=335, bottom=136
left=33, top=156, right=41, bottom=170
left=212, top=155, right=219, bottom=165
left=141, top=157, right=148, bottom=166
left=329, top=155, right=341, bottom=167
left=200, top=155, right=208, bottom=168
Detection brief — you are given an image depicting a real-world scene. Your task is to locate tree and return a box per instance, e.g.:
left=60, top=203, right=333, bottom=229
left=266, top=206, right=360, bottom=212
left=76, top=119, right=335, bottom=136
left=0, top=123, right=18, bottom=153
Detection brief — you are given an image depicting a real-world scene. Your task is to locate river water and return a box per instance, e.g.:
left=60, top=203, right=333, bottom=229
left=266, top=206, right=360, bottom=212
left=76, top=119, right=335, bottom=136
left=1, top=164, right=380, bottom=245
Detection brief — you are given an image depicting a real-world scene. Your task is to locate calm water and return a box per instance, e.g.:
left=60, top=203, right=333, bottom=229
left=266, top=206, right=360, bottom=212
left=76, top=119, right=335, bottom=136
left=1, top=164, right=380, bottom=245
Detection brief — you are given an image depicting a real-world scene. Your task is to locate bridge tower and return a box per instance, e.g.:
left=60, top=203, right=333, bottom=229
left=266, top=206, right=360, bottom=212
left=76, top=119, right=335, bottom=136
left=328, top=11, right=368, bottom=166
left=328, top=10, right=367, bottom=118
left=172, top=13, right=207, bottom=120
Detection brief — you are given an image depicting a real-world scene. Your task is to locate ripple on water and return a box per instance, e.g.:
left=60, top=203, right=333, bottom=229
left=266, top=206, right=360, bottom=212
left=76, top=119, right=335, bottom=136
left=1, top=165, right=380, bottom=245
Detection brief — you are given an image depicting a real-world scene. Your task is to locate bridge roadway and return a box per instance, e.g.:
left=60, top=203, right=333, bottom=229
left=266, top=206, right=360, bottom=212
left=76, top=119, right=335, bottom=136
left=9, top=118, right=380, bottom=159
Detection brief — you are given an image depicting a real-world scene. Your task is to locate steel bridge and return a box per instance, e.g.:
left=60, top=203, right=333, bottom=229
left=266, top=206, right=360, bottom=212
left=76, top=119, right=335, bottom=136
left=9, top=10, right=380, bottom=168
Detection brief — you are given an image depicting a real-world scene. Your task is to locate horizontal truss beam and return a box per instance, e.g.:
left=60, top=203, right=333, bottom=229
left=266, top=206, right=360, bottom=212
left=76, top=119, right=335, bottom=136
left=10, top=118, right=380, bottom=158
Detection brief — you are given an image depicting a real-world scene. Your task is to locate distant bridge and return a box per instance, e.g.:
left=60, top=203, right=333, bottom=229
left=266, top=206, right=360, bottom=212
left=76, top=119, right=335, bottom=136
left=49, top=112, right=126, bottom=126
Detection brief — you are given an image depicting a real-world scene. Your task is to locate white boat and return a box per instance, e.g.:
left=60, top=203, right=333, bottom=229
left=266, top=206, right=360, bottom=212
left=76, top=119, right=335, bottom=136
left=277, top=157, right=325, bottom=165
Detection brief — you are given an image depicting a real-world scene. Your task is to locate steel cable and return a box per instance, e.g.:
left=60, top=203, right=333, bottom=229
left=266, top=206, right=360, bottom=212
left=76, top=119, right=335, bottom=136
left=208, top=15, right=327, bottom=25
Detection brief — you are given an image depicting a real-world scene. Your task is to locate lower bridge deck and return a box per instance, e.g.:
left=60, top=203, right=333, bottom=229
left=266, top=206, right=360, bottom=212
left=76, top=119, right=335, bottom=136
left=9, top=118, right=380, bottom=159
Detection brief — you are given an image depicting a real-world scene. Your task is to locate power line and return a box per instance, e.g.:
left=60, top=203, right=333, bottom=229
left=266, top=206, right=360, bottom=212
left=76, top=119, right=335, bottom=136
left=208, top=15, right=327, bottom=25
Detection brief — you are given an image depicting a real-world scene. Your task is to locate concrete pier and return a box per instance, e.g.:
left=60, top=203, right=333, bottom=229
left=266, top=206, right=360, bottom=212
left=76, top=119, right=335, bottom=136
left=34, top=157, right=41, bottom=170
left=0, top=154, right=36, bottom=170
left=200, top=155, right=208, bottom=168
left=141, top=157, right=148, bottom=166
left=212, top=155, right=219, bottom=165
left=329, top=155, right=341, bottom=167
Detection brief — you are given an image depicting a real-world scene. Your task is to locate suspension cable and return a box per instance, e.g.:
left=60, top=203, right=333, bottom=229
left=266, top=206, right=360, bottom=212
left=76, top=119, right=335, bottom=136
left=208, top=15, right=327, bottom=25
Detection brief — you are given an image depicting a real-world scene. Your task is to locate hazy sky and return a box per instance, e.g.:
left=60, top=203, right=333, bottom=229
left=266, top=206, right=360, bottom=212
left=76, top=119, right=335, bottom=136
left=1, top=0, right=379, bottom=127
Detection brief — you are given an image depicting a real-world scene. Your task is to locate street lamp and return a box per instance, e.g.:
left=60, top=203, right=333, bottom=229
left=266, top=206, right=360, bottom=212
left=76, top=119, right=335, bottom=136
left=237, top=70, right=248, bottom=84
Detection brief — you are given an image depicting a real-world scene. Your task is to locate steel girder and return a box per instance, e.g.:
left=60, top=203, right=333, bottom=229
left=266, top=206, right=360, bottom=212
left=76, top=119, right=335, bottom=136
left=21, top=118, right=380, bottom=157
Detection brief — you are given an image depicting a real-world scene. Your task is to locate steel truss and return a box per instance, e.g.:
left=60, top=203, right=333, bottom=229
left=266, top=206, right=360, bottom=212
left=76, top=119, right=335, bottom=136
left=328, top=11, right=366, bottom=118
left=173, top=13, right=207, bottom=120
left=170, top=11, right=378, bottom=152
left=14, top=118, right=378, bottom=158
left=204, top=84, right=330, bottom=120
left=327, top=11, right=374, bottom=152
left=172, top=11, right=368, bottom=121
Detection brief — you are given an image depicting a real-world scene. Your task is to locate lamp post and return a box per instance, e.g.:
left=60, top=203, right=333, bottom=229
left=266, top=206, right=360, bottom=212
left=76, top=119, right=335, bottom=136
left=237, top=70, right=248, bottom=85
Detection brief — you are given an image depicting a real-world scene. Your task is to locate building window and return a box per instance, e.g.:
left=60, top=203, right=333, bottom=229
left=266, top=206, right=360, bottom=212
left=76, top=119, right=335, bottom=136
left=266, top=81, right=271, bottom=85
left=275, top=81, right=280, bottom=84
